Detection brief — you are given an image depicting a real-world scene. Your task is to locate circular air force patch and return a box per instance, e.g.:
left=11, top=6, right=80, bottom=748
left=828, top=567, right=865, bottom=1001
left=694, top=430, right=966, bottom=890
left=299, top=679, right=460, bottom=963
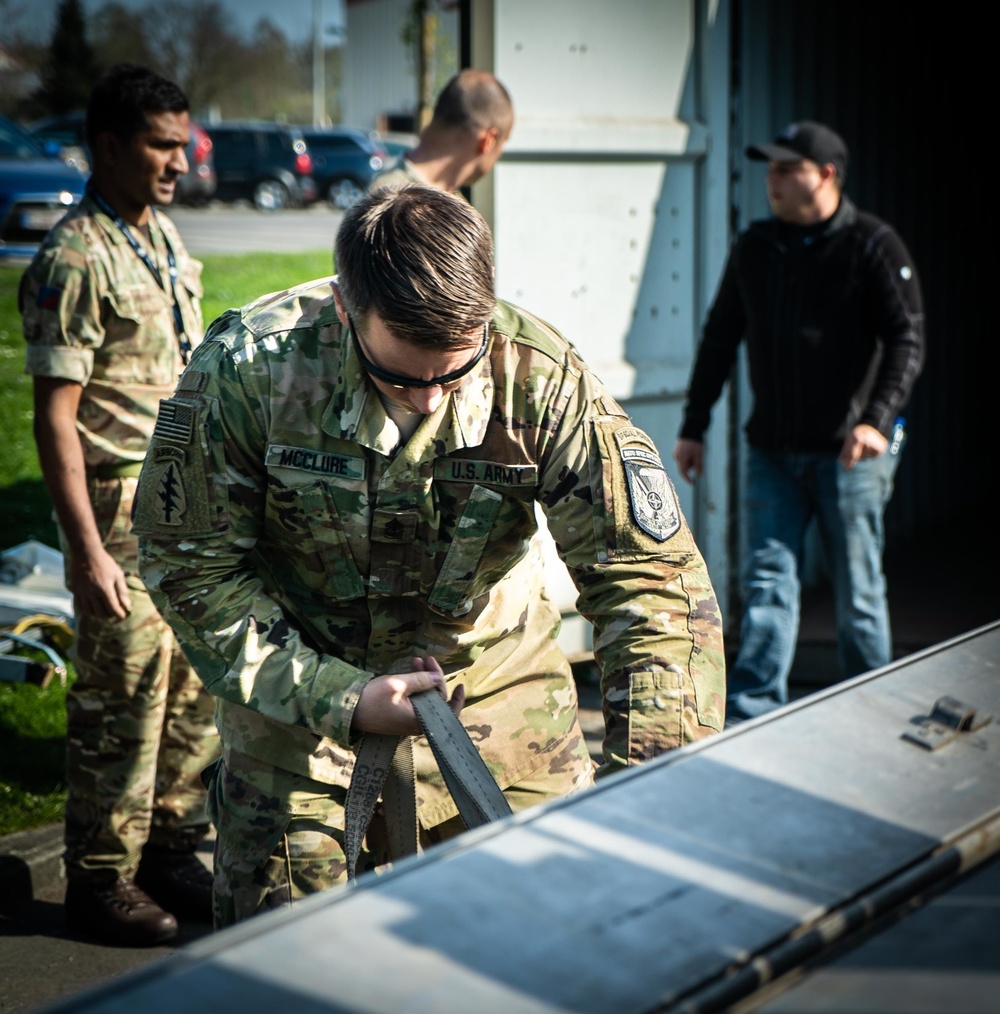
left=617, top=436, right=681, bottom=542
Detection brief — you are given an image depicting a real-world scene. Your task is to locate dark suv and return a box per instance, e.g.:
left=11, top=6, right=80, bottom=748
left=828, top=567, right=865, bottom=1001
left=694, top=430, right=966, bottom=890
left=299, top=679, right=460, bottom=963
left=297, top=127, right=387, bottom=209
left=207, top=122, right=317, bottom=211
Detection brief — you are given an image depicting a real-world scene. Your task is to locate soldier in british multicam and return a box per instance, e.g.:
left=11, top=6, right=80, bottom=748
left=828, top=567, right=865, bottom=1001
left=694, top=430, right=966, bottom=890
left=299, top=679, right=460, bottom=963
left=19, top=64, right=219, bottom=947
left=134, top=184, right=726, bottom=929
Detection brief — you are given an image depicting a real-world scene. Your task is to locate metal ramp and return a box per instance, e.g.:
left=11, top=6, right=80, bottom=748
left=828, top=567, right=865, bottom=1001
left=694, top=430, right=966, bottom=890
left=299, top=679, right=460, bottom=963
left=45, top=620, right=1000, bottom=1014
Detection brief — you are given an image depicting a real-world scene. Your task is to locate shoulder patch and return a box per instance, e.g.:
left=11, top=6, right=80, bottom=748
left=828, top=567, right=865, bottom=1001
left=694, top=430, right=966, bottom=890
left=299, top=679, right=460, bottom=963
left=133, top=397, right=214, bottom=536
left=149, top=446, right=189, bottom=525
left=614, top=428, right=680, bottom=542
left=152, top=398, right=196, bottom=445
left=133, top=442, right=210, bottom=533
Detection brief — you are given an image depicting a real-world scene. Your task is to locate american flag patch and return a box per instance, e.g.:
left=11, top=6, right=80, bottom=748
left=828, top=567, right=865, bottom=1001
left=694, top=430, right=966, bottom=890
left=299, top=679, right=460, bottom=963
left=153, top=399, right=195, bottom=444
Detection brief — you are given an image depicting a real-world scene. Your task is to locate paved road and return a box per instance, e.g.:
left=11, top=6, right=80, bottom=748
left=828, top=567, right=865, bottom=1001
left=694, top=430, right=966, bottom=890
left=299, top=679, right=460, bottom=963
left=167, top=202, right=344, bottom=256
left=0, top=831, right=215, bottom=1013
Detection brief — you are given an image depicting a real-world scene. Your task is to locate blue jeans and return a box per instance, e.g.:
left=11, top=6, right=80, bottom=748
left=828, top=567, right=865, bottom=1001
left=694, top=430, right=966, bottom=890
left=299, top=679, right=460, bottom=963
left=726, top=443, right=902, bottom=723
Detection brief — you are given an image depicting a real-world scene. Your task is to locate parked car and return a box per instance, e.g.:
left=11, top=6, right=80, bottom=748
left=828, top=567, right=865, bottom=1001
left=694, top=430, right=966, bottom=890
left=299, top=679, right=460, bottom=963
left=370, top=130, right=416, bottom=161
left=0, top=115, right=85, bottom=262
left=296, top=126, right=387, bottom=209
left=25, top=110, right=218, bottom=206
left=206, top=122, right=317, bottom=211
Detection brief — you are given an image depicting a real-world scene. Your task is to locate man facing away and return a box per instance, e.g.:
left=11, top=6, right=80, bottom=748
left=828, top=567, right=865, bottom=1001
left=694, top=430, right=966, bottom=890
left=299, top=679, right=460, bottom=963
left=134, top=184, right=725, bottom=928
left=673, top=120, right=925, bottom=723
left=19, top=63, right=220, bottom=946
left=370, top=68, right=513, bottom=193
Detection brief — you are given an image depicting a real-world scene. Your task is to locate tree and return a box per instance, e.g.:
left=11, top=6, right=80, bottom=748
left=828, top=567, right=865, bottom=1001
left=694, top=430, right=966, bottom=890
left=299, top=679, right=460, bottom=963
left=220, top=19, right=298, bottom=121
left=402, top=0, right=458, bottom=130
left=86, top=0, right=249, bottom=116
left=0, top=0, right=46, bottom=117
left=31, top=0, right=100, bottom=116
left=90, top=3, right=158, bottom=75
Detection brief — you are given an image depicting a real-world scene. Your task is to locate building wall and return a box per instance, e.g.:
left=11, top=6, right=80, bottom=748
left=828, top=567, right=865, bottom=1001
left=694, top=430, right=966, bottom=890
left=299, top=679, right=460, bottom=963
left=466, top=0, right=735, bottom=644
left=343, top=0, right=459, bottom=131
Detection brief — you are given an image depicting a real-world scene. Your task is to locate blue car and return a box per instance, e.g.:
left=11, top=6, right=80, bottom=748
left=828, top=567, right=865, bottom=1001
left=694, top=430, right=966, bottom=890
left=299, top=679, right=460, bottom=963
left=297, top=126, right=388, bottom=209
left=0, top=115, right=86, bottom=263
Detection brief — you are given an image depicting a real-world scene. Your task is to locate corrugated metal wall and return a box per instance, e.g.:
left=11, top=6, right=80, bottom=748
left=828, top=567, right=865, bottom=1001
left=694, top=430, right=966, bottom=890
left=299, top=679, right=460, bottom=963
left=736, top=1, right=995, bottom=552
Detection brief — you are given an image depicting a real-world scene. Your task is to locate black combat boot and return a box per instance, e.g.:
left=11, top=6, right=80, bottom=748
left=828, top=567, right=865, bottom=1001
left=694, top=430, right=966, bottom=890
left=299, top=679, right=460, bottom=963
left=64, top=878, right=178, bottom=946
left=136, top=845, right=213, bottom=923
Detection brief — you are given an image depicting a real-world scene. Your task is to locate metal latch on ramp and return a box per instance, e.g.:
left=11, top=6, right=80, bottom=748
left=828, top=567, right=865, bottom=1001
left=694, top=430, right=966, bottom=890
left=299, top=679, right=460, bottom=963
left=902, top=695, right=993, bottom=750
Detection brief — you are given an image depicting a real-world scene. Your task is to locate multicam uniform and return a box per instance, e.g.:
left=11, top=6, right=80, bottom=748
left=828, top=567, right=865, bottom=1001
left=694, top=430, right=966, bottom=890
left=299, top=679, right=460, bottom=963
left=367, top=157, right=425, bottom=191
left=20, top=191, right=220, bottom=884
left=133, top=279, right=725, bottom=923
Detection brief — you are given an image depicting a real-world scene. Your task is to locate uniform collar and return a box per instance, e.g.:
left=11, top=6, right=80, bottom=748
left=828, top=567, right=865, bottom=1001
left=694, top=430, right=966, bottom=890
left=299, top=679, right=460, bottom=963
left=321, top=320, right=495, bottom=456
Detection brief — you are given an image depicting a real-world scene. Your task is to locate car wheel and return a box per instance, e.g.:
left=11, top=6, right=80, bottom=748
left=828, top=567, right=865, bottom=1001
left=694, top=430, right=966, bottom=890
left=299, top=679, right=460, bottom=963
left=328, top=178, right=364, bottom=210
left=253, top=179, right=289, bottom=212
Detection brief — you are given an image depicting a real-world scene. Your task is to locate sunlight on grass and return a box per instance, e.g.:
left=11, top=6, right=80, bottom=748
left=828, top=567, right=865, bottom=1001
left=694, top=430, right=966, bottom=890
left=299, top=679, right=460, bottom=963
left=0, top=676, right=72, bottom=836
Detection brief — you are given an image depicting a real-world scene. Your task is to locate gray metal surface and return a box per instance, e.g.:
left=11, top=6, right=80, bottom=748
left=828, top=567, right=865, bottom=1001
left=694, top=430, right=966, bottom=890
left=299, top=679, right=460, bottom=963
left=45, top=621, right=1000, bottom=1014
left=750, top=853, right=1000, bottom=1014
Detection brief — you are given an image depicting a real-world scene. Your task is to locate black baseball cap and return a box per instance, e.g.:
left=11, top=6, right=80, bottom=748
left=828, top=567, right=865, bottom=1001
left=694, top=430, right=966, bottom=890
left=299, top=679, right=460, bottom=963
left=746, top=121, right=849, bottom=180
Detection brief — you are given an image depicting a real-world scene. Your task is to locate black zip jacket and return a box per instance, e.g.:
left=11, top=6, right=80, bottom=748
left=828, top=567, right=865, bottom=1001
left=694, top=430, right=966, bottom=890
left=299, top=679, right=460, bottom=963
left=679, top=196, right=925, bottom=454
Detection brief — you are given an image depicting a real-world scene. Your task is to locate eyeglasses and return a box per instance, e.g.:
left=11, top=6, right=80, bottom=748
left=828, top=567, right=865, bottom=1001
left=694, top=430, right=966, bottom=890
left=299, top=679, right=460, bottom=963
left=348, top=315, right=489, bottom=390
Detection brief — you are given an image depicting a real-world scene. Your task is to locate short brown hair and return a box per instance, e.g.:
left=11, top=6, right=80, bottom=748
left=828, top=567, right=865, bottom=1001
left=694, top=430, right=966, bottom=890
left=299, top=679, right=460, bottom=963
left=334, top=184, right=496, bottom=349
left=431, top=69, right=514, bottom=140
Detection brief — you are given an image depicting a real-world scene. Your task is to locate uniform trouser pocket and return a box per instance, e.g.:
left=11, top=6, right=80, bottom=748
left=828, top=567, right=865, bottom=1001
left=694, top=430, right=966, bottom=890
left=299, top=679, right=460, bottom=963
left=207, top=756, right=357, bottom=929
left=626, top=667, right=719, bottom=762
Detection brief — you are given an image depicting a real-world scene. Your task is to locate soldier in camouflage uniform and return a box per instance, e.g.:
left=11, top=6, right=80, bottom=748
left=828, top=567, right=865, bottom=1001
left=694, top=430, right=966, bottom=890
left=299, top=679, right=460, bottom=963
left=19, top=65, right=220, bottom=947
left=369, top=69, right=513, bottom=194
left=134, top=184, right=725, bottom=929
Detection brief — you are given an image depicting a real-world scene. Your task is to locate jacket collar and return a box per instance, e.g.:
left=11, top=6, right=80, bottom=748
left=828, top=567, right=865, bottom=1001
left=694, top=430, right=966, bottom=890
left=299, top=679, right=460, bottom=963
left=321, top=320, right=495, bottom=457
left=756, top=194, right=858, bottom=248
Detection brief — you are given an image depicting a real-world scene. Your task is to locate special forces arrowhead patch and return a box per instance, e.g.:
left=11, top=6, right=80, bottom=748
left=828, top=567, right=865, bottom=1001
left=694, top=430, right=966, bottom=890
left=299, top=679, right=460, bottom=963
left=152, top=447, right=188, bottom=525
left=131, top=397, right=213, bottom=536
left=615, top=429, right=681, bottom=542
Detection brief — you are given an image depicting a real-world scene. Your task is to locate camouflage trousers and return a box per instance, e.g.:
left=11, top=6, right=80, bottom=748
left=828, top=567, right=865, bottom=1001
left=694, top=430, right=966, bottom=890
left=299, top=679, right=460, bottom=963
left=63, top=477, right=220, bottom=884
left=207, top=745, right=593, bottom=929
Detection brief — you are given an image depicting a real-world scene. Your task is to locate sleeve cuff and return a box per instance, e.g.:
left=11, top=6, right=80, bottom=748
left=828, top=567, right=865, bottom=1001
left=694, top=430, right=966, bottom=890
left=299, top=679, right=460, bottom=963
left=307, top=657, right=372, bottom=745
left=25, top=344, right=93, bottom=385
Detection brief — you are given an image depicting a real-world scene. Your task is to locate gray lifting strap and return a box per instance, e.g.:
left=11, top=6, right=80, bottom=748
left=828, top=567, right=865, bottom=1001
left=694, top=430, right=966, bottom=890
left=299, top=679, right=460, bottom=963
left=343, top=689, right=513, bottom=882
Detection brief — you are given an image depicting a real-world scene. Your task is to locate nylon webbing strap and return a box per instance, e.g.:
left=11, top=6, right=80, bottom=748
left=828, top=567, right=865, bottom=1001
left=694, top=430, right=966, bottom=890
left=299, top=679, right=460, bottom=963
left=343, top=732, right=396, bottom=882
left=411, top=691, right=512, bottom=826
left=344, top=690, right=512, bottom=882
left=381, top=736, right=419, bottom=862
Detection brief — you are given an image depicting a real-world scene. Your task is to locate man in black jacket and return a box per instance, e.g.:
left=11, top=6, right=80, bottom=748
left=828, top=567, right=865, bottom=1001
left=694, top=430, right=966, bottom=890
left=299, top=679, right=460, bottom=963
left=673, top=121, right=924, bottom=723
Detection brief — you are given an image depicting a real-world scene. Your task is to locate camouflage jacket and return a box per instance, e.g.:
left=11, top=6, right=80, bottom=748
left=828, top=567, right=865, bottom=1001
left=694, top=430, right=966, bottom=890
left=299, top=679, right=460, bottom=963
left=367, top=157, right=424, bottom=192
left=134, top=280, right=725, bottom=826
left=20, top=192, right=204, bottom=469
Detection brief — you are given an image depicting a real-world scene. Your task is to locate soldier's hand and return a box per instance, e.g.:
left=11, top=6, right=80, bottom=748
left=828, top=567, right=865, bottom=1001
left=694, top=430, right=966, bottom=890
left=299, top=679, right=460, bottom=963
left=673, top=438, right=705, bottom=484
left=351, top=656, right=466, bottom=736
left=70, top=547, right=132, bottom=620
left=839, top=424, right=888, bottom=469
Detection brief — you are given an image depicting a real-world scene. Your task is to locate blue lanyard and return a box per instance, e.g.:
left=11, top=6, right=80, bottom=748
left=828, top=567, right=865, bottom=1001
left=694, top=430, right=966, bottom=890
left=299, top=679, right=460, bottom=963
left=87, top=184, right=191, bottom=362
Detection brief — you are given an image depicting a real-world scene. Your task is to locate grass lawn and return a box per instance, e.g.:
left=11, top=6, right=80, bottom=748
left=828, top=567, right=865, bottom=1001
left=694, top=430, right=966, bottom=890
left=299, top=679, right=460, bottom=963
left=0, top=248, right=331, bottom=836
